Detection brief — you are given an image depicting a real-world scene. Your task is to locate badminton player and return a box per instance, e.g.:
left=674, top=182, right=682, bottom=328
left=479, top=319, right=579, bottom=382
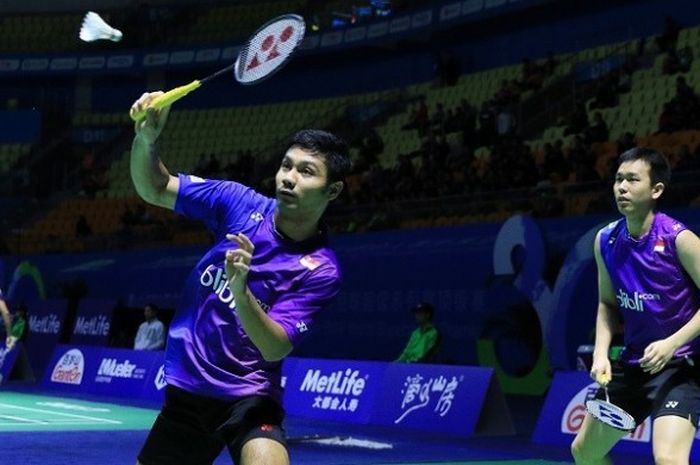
left=130, top=93, right=351, bottom=465
left=571, top=147, right=700, bottom=465
left=0, top=288, right=14, bottom=349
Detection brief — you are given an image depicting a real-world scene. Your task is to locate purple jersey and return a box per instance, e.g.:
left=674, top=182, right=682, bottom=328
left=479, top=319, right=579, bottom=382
left=165, top=174, right=341, bottom=401
left=600, top=212, right=700, bottom=364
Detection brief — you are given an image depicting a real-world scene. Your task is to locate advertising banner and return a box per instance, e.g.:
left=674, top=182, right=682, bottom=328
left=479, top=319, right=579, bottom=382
left=26, top=299, right=66, bottom=377
left=43, top=345, right=165, bottom=404
left=284, top=358, right=384, bottom=424
left=533, top=371, right=667, bottom=456
left=283, top=357, right=513, bottom=437
left=70, top=299, right=114, bottom=346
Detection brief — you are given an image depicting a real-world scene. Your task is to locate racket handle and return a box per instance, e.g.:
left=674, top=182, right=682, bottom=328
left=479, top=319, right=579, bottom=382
left=129, top=80, right=202, bottom=121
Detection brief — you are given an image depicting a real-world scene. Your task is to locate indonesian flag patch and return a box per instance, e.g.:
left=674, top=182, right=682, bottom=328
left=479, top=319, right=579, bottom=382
left=300, top=255, right=321, bottom=270
left=653, top=238, right=665, bottom=253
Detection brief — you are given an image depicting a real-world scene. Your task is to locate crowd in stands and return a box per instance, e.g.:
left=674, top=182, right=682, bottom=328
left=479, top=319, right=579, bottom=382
left=6, top=13, right=700, bottom=253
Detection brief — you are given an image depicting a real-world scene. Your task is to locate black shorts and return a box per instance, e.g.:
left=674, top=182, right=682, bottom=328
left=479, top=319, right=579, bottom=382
left=595, top=356, right=700, bottom=427
left=138, top=385, right=287, bottom=465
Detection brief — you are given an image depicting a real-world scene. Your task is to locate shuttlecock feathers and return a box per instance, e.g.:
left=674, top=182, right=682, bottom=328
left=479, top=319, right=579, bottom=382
left=79, top=12, right=123, bottom=42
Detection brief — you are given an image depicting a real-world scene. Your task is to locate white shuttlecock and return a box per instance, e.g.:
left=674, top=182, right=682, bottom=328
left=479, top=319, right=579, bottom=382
left=79, top=11, right=123, bottom=42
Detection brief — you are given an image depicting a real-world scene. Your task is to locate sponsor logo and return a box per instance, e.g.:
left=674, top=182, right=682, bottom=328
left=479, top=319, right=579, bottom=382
left=154, top=365, right=167, bottom=390
left=199, top=265, right=270, bottom=311
left=395, top=374, right=461, bottom=424
left=95, top=357, right=147, bottom=383
left=301, top=368, right=367, bottom=396
left=250, top=212, right=264, bottom=222
left=301, top=368, right=369, bottom=413
left=29, top=314, right=61, bottom=334
left=561, top=382, right=649, bottom=442
left=50, top=349, right=84, bottom=385
left=296, top=321, right=308, bottom=333
left=616, top=289, right=660, bottom=312
left=665, top=401, right=678, bottom=409
left=73, top=315, right=110, bottom=336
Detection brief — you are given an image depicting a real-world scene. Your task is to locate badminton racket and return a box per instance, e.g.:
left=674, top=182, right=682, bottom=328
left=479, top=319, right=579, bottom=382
left=130, top=14, right=305, bottom=121
left=585, top=373, right=636, bottom=432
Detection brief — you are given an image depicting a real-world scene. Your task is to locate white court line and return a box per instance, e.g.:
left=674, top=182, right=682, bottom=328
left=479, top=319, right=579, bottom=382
left=0, top=402, right=122, bottom=424
left=0, top=420, right=104, bottom=426
left=0, top=414, right=49, bottom=425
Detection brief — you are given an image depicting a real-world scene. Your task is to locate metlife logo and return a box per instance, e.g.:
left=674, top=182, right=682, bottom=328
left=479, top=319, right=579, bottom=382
left=73, top=315, right=110, bottom=336
left=300, top=368, right=368, bottom=413
left=29, top=314, right=62, bottom=334
left=95, top=358, right=147, bottom=384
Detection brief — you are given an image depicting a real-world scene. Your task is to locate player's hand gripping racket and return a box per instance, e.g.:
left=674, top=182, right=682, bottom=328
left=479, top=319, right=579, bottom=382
left=129, top=14, right=305, bottom=121
left=585, top=373, right=636, bottom=432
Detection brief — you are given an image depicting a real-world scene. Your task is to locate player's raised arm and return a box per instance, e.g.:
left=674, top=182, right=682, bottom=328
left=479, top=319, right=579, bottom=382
left=130, top=92, right=180, bottom=210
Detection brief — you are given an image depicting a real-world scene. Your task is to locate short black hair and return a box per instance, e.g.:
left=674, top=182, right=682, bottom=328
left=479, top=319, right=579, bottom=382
left=618, top=147, right=671, bottom=188
left=145, top=303, right=159, bottom=313
left=413, top=302, right=434, bottom=319
left=287, top=129, right=351, bottom=185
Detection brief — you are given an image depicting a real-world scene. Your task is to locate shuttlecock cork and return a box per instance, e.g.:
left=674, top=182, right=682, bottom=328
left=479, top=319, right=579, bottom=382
left=79, top=12, right=122, bottom=42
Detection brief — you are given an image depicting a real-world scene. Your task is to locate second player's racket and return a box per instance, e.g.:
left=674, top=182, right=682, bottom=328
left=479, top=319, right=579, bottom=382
left=585, top=374, right=636, bottom=432
left=130, top=14, right=305, bottom=121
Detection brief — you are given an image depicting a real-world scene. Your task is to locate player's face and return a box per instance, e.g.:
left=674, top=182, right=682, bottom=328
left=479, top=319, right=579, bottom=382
left=275, top=146, right=341, bottom=214
left=614, top=159, right=664, bottom=216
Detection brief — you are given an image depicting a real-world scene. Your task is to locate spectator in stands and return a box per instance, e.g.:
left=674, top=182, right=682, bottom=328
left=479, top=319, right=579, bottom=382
left=120, top=204, right=137, bottom=227
left=434, top=51, right=460, bottom=87
left=134, top=303, right=166, bottom=351
left=194, top=153, right=208, bottom=176
left=478, top=101, right=497, bottom=146
left=521, top=57, right=544, bottom=90
left=565, top=103, right=589, bottom=136
left=663, top=48, right=681, bottom=75
left=586, top=112, right=610, bottom=144
left=678, top=45, right=694, bottom=73
left=0, top=288, right=14, bottom=349
left=656, top=16, right=681, bottom=53
left=616, top=132, right=637, bottom=155
left=675, top=75, right=696, bottom=101
left=8, top=303, right=28, bottom=347
left=658, top=102, right=679, bottom=133
left=590, top=74, right=618, bottom=109
left=402, top=97, right=429, bottom=135
left=543, top=142, right=571, bottom=182
left=396, top=302, right=440, bottom=363
left=676, top=144, right=700, bottom=172
left=545, top=51, right=559, bottom=75
left=206, top=153, right=221, bottom=177
left=432, top=102, right=446, bottom=130
left=75, top=215, right=92, bottom=238
left=496, top=104, right=516, bottom=137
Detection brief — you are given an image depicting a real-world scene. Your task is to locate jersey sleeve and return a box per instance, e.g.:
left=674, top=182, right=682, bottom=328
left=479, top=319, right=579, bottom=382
left=267, top=268, right=341, bottom=347
left=174, top=174, right=268, bottom=237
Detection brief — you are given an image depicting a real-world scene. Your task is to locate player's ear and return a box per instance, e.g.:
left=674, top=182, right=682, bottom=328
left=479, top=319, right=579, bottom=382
left=327, top=182, right=343, bottom=201
left=652, top=182, right=665, bottom=200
